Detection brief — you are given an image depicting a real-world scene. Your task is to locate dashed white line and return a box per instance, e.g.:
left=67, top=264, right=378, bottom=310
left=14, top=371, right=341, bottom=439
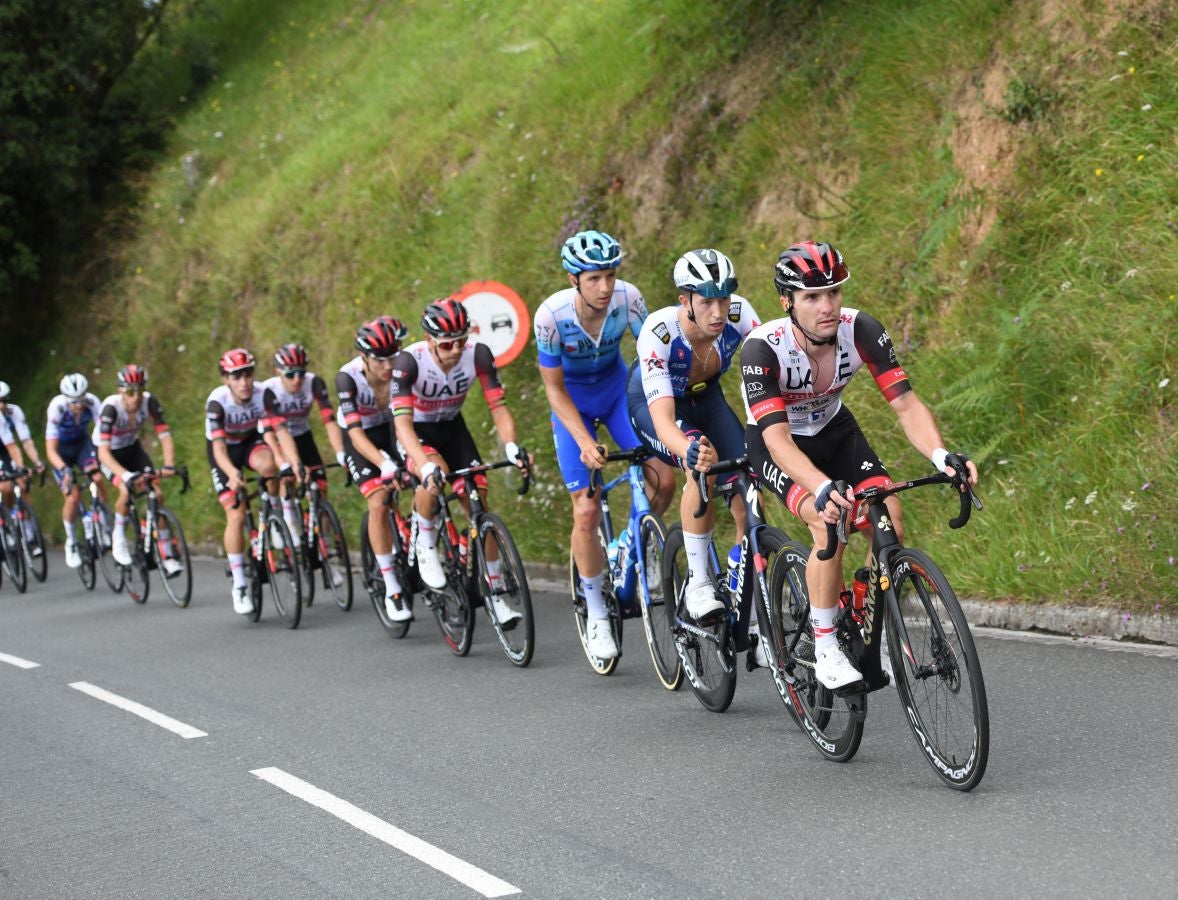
left=0, top=651, right=41, bottom=669
left=251, top=767, right=520, bottom=898
left=68, top=681, right=208, bottom=739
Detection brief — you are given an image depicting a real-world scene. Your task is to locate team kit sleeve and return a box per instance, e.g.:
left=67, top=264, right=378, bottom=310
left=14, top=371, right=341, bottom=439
left=310, top=375, right=335, bottom=422
left=0, top=416, right=13, bottom=446
left=854, top=311, right=911, bottom=402
left=635, top=318, right=674, bottom=403
left=741, top=337, right=789, bottom=428
left=146, top=394, right=170, bottom=437
left=45, top=400, right=62, bottom=441
left=205, top=398, right=226, bottom=441
left=737, top=296, right=762, bottom=336
left=533, top=303, right=563, bottom=369
left=389, top=352, right=418, bottom=418
left=625, top=283, right=649, bottom=337
left=96, top=403, right=119, bottom=446
left=473, top=343, right=506, bottom=410
left=11, top=407, right=31, bottom=442
left=335, top=370, right=364, bottom=428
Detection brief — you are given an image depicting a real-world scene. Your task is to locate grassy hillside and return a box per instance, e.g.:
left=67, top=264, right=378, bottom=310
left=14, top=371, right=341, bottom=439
left=23, top=0, right=1176, bottom=608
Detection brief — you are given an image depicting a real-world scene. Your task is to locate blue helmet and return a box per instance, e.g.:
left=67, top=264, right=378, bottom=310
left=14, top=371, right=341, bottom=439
left=561, top=230, right=622, bottom=275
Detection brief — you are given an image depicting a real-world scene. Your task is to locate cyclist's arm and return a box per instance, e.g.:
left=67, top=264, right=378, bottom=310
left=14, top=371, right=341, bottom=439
left=538, top=366, right=596, bottom=450
left=45, top=437, right=65, bottom=472
left=95, top=403, right=125, bottom=480
left=20, top=439, right=42, bottom=468
left=144, top=395, right=175, bottom=469
left=889, top=392, right=978, bottom=484
left=311, top=375, right=345, bottom=458
left=3, top=439, right=20, bottom=467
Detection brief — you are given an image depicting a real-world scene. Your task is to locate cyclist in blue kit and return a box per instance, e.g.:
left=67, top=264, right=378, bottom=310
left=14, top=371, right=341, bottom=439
left=45, top=373, right=107, bottom=568
left=535, top=230, right=675, bottom=660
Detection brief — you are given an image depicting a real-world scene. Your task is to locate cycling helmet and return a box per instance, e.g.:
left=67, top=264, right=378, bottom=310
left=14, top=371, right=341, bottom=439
left=0, top=381, right=9, bottom=400
left=673, top=249, right=738, bottom=299
left=354, top=316, right=406, bottom=358
left=773, top=241, right=849, bottom=296
left=60, top=373, right=89, bottom=399
left=561, top=230, right=623, bottom=274
left=117, top=365, right=148, bottom=388
left=218, top=348, right=256, bottom=375
left=273, top=343, right=308, bottom=370
left=421, top=298, right=470, bottom=339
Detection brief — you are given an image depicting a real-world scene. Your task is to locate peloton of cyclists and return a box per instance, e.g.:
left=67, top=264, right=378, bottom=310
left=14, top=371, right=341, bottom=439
left=94, top=365, right=182, bottom=576
left=205, top=348, right=304, bottom=615
left=392, top=298, right=530, bottom=626
left=534, top=230, right=675, bottom=660
left=45, top=373, right=106, bottom=569
left=336, top=316, right=412, bottom=621
left=740, top=241, right=978, bottom=688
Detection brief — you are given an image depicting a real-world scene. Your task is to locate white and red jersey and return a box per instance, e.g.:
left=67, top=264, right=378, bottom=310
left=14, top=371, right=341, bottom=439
left=94, top=392, right=169, bottom=450
left=204, top=384, right=280, bottom=444
left=262, top=373, right=333, bottom=438
left=740, top=308, right=911, bottom=437
left=391, top=341, right=505, bottom=424
left=335, top=356, right=393, bottom=432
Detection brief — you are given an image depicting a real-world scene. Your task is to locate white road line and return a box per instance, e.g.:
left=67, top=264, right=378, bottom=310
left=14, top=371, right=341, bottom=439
left=973, top=627, right=1178, bottom=659
left=67, top=682, right=208, bottom=739
left=0, top=651, right=40, bottom=669
left=251, top=767, right=520, bottom=898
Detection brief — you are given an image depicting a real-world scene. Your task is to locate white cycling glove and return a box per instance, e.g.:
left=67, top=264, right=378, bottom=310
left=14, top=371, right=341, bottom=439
left=379, top=458, right=399, bottom=481
left=505, top=441, right=522, bottom=465
left=336, top=450, right=346, bottom=468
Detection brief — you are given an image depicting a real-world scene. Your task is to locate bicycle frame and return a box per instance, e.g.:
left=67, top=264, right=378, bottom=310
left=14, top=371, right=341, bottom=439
left=588, top=454, right=654, bottom=612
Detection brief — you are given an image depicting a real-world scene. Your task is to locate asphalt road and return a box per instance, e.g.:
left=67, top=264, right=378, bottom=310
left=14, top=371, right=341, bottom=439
left=2, top=553, right=1176, bottom=899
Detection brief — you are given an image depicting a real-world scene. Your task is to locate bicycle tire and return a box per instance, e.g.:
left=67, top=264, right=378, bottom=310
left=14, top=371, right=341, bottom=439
left=361, top=511, right=412, bottom=639
left=888, top=547, right=989, bottom=791
left=428, top=526, right=473, bottom=656
left=156, top=507, right=192, bottom=608
left=263, top=512, right=301, bottom=628
left=122, top=516, right=150, bottom=604
left=570, top=521, right=619, bottom=675
left=759, top=530, right=811, bottom=727
left=17, top=501, right=48, bottom=583
left=637, top=513, right=681, bottom=690
left=77, top=538, right=96, bottom=590
left=477, top=512, right=534, bottom=668
left=317, top=499, right=352, bottom=611
left=3, top=516, right=27, bottom=593
left=299, top=525, right=316, bottom=609
left=93, top=503, right=124, bottom=594
left=662, top=525, right=737, bottom=714
left=768, top=550, right=864, bottom=762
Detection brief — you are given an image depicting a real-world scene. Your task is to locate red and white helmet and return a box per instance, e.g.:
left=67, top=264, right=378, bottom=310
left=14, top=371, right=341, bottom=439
left=218, top=348, right=256, bottom=375
left=273, top=343, right=308, bottom=371
left=421, top=298, right=470, bottom=339
left=354, top=316, right=407, bottom=358
left=117, top=364, right=148, bottom=388
left=773, top=241, right=850, bottom=296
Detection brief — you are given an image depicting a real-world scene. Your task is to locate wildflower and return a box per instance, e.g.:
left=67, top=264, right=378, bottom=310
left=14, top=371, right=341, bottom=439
left=1122, top=498, right=1138, bottom=512
left=1084, top=490, right=1098, bottom=505
left=1159, top=378, right=1170, bottom=389
left=1142, top=482, right=1151, bottom=490
left=1065, top=497, right=1076, bottom=510
left=1122, top=613, right=1132, bottom=622
left=177, top=344, right=187, bottom=353
left=1060, top=281, right=1071, bottom=291
left=1128, top=66, right=1135, bottom=74
left=1137, top=154, right=1145, bottom=161
left=1141, top=104, right=1152, bottom=111
left=1094, top=168, right=1104, bottom=176
left=1070, top=395, right=1078, bottom=403
left=997, top=459, right=1010, bottom=465
left=1125, top=268, right=1138, bottom=278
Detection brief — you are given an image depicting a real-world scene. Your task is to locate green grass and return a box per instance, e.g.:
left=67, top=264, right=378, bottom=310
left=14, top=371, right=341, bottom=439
left=22, top=0, right=1177, bottom=609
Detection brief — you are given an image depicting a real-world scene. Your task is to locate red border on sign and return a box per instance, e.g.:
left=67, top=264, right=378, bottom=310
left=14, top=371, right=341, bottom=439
left=451, top=281, right=531, bottom=368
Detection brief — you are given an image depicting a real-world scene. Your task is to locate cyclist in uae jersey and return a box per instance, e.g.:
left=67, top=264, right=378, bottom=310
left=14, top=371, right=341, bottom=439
left=336, top=316, right=412, bottom=621
left=392, top=298, right=530, bottom=625
left=627, top=249, right=761, bottom=625
left=741, top=241, right=977, bottom=689
left=45, top=373, right=106, bottom=569
left=262, top=342, right=346, bottom=540
left=206, top=348, right=303, bottom=615
left=0, top=381, right=46, bottom=514
left=94, top=365, right=181, bottom=575
left=535, top=230, right=675, bottom=659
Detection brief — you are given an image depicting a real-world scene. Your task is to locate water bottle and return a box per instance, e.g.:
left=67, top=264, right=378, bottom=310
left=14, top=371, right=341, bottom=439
left=613, top=527, right=634, bottom=591
left=82, top=514, right=95, bottom=543
left=249, top=527, right=261, bottom=560
left=458, top=532, right=469, bottom=568
left=726, top=543, right=741, bottom=596
left=852, top=567, right=870, bottom=619
left=606, top=535, right=621, bottom=574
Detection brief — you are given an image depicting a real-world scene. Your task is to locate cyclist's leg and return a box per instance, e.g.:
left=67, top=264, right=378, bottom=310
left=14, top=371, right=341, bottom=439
left=55, top=444, right=84, bottom=559
left=209, top=440, right=249, bottom=603
left=403, top=423, right=451, bottom=589
left=600, top=391, right=675, bottom=517
left=552, top=408, right=608, bottom=601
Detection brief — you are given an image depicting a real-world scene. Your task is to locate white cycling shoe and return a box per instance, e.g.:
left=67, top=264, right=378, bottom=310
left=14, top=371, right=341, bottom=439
left=879, top=627, right=895, bottom=685
left=415, top=538, right=446, bottom=589
left=384, top=593, right=413, bottom=622
left=65, top=542, right=82, bottom=569
left=585, top=617, right=619, bottom=659
left=684, top=581, right=723, bottom=619
left=491, top=595, right=522, bottom=626
left=161, top=557, right=184, bottom=578
left=815, top=646, right=863, bottom=689
left=231, top=585, right=254, bottom=615
left=112, top=535, right=132, bottom=567
left=748, top=631, right=772, bottom=669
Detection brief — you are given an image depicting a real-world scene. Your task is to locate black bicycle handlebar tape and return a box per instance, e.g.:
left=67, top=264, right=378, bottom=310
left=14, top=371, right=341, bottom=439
left=692, top=468, right=709, bottom=519
left=815, top=480, right=851, bottom=561
left=946, top=456, right=979, bottom=529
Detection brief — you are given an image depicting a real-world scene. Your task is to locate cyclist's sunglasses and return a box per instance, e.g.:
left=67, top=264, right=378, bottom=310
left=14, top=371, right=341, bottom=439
left=122, top=386, right=143, bottom=395
left=689, top=277, right=738, bottom=300
left=795, top=262, right=849, bottom=290
left=434, top=336, right=468, bottom=351
left=227, top=367, right=255, bottom=380
left=281, top=368, right=307, bottom=379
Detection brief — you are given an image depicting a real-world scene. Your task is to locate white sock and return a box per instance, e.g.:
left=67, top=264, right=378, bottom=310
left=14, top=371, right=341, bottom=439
left=415, top=512, right=437, bottom=550
left=375, top=552, right=401, bottom=596
left=282, top=498, right=301, bottom=534
left=228, top=552, right=247, bottom=589
left=581, top=572, right=607, bottom=620
left=486, top=557, right=502, bottom=586
left=683, top=530, right=713, bottom=587
left=114, top=513, right=127, bottom=537
left=63, top=518, right=77, bottom=546
left=811, top=605, right=838, bottom=653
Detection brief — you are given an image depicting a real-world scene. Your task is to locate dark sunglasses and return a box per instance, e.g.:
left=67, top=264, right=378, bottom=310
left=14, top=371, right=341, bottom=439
left=795, top=262, right=849, bottom=290
left=281, top=368, right=307, bottom=379
left=122, top=386, right=143, bottom=395
left=435, top=336, right=469, bottom=351
left=227, top=368, right=255, bottom=380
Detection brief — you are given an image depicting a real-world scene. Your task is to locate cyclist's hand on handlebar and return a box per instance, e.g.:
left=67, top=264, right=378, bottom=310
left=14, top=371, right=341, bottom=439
left=946, top=452, right=978, bottom=489
left=58, top=468, right=74, bottom=494
left=34, top=460, right=46, bottom=475
left=579, top=441, right=608, bottom=470
left=160, top=465, right=176, bottom=476
left=813, top=478, right=853, bottom=525
left=683, top=435, right=715, bottom=473
left=505, top=441, right=531, bottom=470
left=226, top=468, right=246, bottom=492
left=378, top=457, right=400, bottom=483
left=122, top=470, right=142, bottom=489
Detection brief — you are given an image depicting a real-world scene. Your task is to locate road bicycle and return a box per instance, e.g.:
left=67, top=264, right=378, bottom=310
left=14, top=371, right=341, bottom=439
left=358, top=472, right=422, bottom=639
left=118, top=467, right=193, bottom=608
left=572, top=446, right=670, bottom=682
left=2, top=467, right=48, bottom=584
left=74, top=470, right=123, bottom=594
left=293, top=464, right=352, bottom=612
left=422, top=457, right=534, bottom=667
left=765, top=465, right=990, bottom=791
left=229, top=473, right=302, bottom=628
left=0, top=468, right=29, bottom=592
left=660, top=457, right=808, bottom=713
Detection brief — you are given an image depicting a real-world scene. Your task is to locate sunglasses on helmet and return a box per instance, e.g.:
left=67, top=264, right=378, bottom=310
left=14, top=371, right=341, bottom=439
left=435, top=336, right=468, bottom=351
left=792, top=262, right=849, bottom=290
left=686, top=277, right=738, bottom=300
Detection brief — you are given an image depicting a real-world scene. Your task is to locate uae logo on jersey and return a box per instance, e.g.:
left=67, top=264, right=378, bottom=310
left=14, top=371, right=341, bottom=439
left=653, top=322, right=671, bottom=345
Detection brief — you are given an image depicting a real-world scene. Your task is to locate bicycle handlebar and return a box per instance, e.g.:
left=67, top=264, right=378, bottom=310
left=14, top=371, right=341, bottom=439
left=446, top=456, right=531, bottom=497
left=690, top=456, right=749, bottom=519
left=585, top=444, right=652, bottom=499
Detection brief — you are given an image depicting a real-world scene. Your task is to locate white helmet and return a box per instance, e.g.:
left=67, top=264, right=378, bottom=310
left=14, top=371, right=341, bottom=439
left=60, top=373, right=88, bottom=400
left=0, top=381, right=9, bottom=400
left=673, top=249, right=738, bottom=299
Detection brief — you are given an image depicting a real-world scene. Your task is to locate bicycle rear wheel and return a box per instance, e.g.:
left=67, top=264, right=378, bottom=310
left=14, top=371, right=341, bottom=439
left=19, top=501, right=48, bottom=582
left=122, top=517, right=150, bottom=604
left=299, top=523, right=316, bottom=608
left=477, top=512, right=534, bottom=667
left=156, top=507, right=192, bottom=608
left=888, top=547, right=989, bottom=791
left=361, top=510, right=412, bottom=639
left=637, top=514, right=681, bottom=690
left=761, top=531, right=812, bottom=727
left=3, top=517, right=27, bottom=593
left=317, top=499, right=352, bottom=611
left=263, top=512, right=301, bottom=628
left=570, top=522, right=619, bottom=675
left=428, top=526, right=473, bottom=656
left=77, top=538, right=96, bottom=590
left=93, top=503, right=124, bottom=594
left=662, top=525, right=736, bottom=713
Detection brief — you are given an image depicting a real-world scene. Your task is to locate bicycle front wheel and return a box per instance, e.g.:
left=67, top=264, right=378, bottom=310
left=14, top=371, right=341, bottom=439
left=477, top=512, right=534, bottom=667
left=570, top=522, right=618, bottom=676
left=122, top=518, right=150, bottom=604
left=317, top=500, right=352, bottom=611
left=156, top=507, right=192, bottom=608
left=19, top=501, right=48, bottom=582
left=428, top=526, right=473, bottom=656
left=263, top=512, right=302, bottom=629
left=888, top=547, right=989, bottom=791
left=362, top=511, right=412, bottom=639
left=94, top=503, right=124, bottom=594
left=760, top=530, right=811, bottom=726
left=662, top=525, right=736, bottom=713
left=3, top=519, right=27, bottom=593
left=637, top=514, right=681, bottom=690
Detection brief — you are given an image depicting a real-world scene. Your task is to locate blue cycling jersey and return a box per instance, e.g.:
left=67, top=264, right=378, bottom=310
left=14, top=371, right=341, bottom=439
left=534, top=281, right=647, bottom=385
left=45, top=393, right=103, bottom=444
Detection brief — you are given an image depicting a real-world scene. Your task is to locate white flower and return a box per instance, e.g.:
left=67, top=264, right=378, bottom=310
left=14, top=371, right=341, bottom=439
left=1117, top=50, right=1130, bottom=56
left=1125, top=268, right=1139, bottom=278
left=998, top=459, right=1009, bottom=465
left=1004, top=489, right=1015, bottom=497
left=1122, top=498, right=1138, bottom=512
left=1142, top=103, right=1152, bottom=111
left=1065, top=497, right=1076, bottom=510
left=1060, top=281, right=1072, bottom=292
left=214, top=131, right=224, bottom=139
left=1084, top=490, right=1098, bottom=505
left=177, top=345, right=187, bottom=353
left=1160, top=378, right=1170, bottom=389
left=1070, top=395, right=1078, bottom=402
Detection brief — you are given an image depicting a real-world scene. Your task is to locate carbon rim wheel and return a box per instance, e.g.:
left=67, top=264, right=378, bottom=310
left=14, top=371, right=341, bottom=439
left=570, top=522, right=618, bottom=675
left=362, top=510, right=412, bottom=639
left=20, top=502, right=48, bottom=582
left=428, top=526, right=473, bottom=656
left=3, top=518, right=27, bottom=593
left=122, top=518, right=150, bottom=604
left=889, top=547, right=989, bottom=791
left=93, top=503, right=124, bottom=594
left=477, top=513, right=534, bottom=667
left=760, top=531, right=811, bottom=727
left=264, top=512, right=301, bottom=629
left=317, top=500, right=352, bottom=611
left=156, top=507, right=192, bottom=608
left=637, top=514, right=681, bottom=690
left=77, top=539, right=96, bottom=590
